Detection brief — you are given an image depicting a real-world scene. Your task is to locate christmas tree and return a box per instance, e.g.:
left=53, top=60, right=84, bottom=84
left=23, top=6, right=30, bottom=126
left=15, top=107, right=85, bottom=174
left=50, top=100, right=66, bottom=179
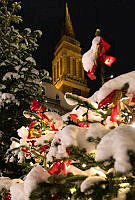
left=1, top=19, right=135, bottom=200
left=1, top=70, right=135, bottom=200
left=0, top=0, right=51, bottom=178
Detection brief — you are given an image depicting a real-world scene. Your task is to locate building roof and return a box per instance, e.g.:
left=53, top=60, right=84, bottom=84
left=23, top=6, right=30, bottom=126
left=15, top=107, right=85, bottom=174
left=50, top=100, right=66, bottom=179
left=42, top=82, right=74, bottom=112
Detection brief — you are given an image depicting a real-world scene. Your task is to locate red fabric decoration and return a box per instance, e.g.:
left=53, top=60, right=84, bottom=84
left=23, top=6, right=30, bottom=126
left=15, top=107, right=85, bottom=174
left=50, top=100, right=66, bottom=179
left=66, top=147, right=73, bottom=155
left=86, top=36, right=116, bottom=81
left=48, top=160, right=71, bottom=176
left=21, top=148, right=30, bottom=157
left=87, top=65, right=97, bottom=80
left=30, top=100, right=41, bottom=112
left=38, top=113, right=50, bottom=121
left=51, top=123, right=59, bottom=131
left=102, top=55, right=116, bottom=67
left=98, top=90, right=116, bottom=109
left=78, top=121, right=90, bottom=128
left=28, top=121, right=41, bottom=139
left=30, top=100, right=46, bottom=113
left=39, top=145, right=50, bottom=154
left=131, top=95, right=135, bottom=103
left=28, top=121, right=37, bottom=129
left=99, top=37, right=111, bottom=57
left=3, top=193, right=11, bottom=200
left=69, top=114, right=78, bottom=123
left=110, top=104, right=119, bottom=122
left=48, top=160, right=62, bottom=175
left=61, top=160, right=71, bottom=176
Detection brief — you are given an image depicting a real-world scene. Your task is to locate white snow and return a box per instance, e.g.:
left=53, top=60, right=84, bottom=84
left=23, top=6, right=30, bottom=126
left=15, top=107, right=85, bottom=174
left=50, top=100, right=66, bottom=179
left=82, top=36, right=100, bottom=72
left=0, top=177, right=12, bottom=191
left=10, top=179, right=24, bottom=200
left=17, top=126, right=29, bottom=138
left=26, top=57, right=36, bottom=66
left=34, top=30, right=42, bottom=37
left=96, top=124, right=135, bottom=173
left=23, top=165, right=50, bottom=200
left=1, top=166, right=50, bottom=200
left=3, top=72, right=20, bottom=81
left=91, top=71, right=135, bottom=103
left=24, top=28, right=31, bottom=34
left=47, top=125, right=98, bottom=162
left=85, top=123, right=109, bottom=139
left=0, top=92, right=20, bottom=108
left=81, top=176, right=106, bottom=192
left=44, top=112, right=65, bottom=130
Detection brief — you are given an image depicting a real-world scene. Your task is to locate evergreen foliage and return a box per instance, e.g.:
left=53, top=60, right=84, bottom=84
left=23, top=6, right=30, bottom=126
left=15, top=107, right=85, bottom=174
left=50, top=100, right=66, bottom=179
left=0, top=0, right=51, bottom=176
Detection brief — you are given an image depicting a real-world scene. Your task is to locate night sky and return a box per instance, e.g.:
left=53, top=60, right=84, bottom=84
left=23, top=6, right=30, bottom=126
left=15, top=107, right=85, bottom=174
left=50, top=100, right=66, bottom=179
left=20, top=0, right=135, bottom=94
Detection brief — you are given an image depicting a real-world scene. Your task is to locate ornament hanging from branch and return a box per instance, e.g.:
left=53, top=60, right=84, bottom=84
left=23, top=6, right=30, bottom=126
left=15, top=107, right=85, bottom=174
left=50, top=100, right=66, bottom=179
left=82, top=29, right=116, bottom=83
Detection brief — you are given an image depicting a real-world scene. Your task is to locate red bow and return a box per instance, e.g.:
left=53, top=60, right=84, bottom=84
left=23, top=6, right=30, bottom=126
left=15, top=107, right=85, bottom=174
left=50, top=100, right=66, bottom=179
left=110, top=104, right=119, bottom=122
left=69, top=114, right=78, bottom=123
left=39, top=145, right=50, bottom=154
left=48, top=160, right=71, bottom=176
left=87, top=36, right=116, bottom=80
left=98, top=90, right=119, bottom=109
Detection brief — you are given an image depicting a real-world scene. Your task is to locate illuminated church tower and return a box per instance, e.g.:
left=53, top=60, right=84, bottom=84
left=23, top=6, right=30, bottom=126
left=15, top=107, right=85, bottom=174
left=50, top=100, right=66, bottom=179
left=52, top=3, right=90, bottom=97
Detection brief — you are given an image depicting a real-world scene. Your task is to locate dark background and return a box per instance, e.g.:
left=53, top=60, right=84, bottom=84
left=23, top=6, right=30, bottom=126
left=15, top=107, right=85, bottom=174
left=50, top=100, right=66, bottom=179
left=20, top=0, right=135, bottom=94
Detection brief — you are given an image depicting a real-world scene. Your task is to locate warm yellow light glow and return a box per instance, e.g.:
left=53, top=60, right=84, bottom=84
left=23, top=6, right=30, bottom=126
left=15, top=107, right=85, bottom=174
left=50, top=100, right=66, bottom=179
left=119, top=183, right=130, bottom=188
left=82, top=163, right=87, bottom=168
left=116, top=115, right=120, bottom=120
left=78, top=116, right=83, bottom=121
left=70, top=188, right=76, bottom=194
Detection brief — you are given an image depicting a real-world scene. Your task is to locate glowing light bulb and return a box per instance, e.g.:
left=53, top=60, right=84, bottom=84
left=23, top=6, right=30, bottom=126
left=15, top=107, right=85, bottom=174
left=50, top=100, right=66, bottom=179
left=82, top=163, right=86, bottom=168
left=78, top=116, right=83, bottom=121
left=116, top=115, right=120, bottom=120
left=70, top=188, right=76, bottom=194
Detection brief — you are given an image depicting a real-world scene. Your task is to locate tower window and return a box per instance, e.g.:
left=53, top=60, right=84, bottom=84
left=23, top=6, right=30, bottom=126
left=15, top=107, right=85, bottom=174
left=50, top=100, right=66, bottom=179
left=67, top=56, right=70, bottom=73
left=56, top=94, right=59, bottom=100
left=73, top=58, right=76, bottom=75
left=72, top=88, right=81, bottom=95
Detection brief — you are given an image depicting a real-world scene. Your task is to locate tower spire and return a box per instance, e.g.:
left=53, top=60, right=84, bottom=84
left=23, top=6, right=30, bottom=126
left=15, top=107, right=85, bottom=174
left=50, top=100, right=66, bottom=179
left=64, top=2, right=75, bottom=38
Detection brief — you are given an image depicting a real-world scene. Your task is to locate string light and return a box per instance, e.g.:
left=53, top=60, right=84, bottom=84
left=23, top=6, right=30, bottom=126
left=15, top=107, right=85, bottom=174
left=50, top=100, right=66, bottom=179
left=82, top=163, right=87, bottom=168
left=70, top=188, right=76, bottom=194
left=110, top=75, right=114, bottom=78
